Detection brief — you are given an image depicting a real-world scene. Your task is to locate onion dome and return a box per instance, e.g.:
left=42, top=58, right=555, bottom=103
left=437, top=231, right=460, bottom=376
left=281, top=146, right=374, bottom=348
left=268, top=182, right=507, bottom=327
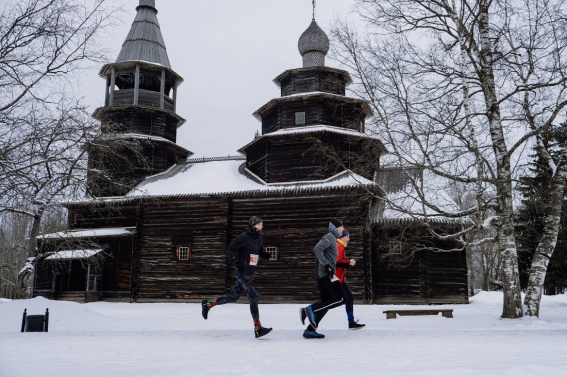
left=298, top=20, right=330, bottom=67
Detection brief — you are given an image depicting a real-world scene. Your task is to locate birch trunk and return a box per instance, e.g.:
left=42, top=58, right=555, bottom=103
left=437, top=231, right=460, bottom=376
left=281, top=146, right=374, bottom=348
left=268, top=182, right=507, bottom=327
left=524, top=157, right=567, bottom=317
left=477, top=4, right=522, bottom=318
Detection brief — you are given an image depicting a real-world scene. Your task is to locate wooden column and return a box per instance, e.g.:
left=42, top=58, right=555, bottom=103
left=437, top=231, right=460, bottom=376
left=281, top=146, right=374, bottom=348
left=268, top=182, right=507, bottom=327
left=109, top=67, right=116, bottom=106
left=160, top=70, right=165, bottom=110
left=134, top=65, right=140, bottom=106
left=105, top=77, right=110, bottom=106
left=172, top=83, right=177, bottom=112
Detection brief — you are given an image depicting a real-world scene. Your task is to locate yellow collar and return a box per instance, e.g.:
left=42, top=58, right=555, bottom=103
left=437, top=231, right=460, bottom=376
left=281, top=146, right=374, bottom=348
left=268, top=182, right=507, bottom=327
left=337, top=239, right=347, bottom=247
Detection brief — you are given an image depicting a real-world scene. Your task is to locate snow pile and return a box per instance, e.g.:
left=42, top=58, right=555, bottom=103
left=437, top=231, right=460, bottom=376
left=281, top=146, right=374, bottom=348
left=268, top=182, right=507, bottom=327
left=1, top=292, right=566, bottom=377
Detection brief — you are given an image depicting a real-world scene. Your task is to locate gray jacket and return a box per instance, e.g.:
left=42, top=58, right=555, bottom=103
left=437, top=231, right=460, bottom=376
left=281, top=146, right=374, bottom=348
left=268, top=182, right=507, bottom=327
left=314, top=232, right=338, bottom=279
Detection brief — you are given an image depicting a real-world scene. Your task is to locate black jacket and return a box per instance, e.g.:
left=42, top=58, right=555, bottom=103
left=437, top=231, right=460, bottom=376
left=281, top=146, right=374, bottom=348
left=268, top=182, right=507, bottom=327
left=226, top=225, right=269, bottom=275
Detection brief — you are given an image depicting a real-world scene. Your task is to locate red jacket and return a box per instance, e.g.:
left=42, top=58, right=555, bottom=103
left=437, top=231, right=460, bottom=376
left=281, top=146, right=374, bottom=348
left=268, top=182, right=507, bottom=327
left=336, top=239, right=350, bottom=283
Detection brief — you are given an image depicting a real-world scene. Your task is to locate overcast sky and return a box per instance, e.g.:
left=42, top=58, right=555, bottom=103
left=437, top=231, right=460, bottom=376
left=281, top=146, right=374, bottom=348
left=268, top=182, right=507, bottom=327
left=82, top=0, right=359, bottom=157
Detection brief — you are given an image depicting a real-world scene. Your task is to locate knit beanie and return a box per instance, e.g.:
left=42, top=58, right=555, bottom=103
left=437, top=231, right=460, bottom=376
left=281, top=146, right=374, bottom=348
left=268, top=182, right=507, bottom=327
left=330, top=219, right=343, bottom=228
left=341, top=229, right=349, bottom=238
left=249, top=216, right=263, bottom=227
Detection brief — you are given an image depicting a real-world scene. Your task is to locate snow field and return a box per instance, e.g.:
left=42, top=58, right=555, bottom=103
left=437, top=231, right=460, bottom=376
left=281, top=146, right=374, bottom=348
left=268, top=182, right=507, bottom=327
left=1, top=292, right=566, bottom=377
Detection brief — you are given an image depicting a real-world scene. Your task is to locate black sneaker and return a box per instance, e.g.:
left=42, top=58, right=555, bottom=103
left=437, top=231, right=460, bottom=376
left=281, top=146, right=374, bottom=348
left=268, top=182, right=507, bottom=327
left=201, top=300, right=210, bottom=320
left=348, top=321, right=365, bottom=330
left=299, top=307, right=307, bottom=325
left=303, top=330, right=325, bottom=339
left=255, top=326, right=273, bottom=338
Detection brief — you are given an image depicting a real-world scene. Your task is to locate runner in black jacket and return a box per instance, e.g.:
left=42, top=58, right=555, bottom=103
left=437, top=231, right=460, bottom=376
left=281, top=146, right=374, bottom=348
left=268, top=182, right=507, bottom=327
left=201, top=216, right=272, bottom=338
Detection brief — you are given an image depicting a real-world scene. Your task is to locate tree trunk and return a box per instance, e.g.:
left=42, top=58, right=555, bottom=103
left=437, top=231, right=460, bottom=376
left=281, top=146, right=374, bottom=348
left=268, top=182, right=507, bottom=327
left=477, top=4, right=522, bottom=318
left=524, top=159, right=567, bottom=316
left=15, top=210, right=44, bottom=298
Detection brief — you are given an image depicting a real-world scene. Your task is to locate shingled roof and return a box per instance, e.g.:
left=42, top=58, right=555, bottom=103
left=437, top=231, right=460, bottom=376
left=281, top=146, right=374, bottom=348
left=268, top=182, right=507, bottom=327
left=115, top=0, right=171, bottom=68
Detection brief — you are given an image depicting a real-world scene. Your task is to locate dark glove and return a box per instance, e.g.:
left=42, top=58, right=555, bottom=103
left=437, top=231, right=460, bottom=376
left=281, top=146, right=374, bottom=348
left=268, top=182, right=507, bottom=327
left=324, top=264, right=334, bottom=279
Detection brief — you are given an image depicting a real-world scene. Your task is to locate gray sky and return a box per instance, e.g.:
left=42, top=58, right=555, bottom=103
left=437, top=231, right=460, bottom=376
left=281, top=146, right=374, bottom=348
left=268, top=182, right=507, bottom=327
left=83, top=0, right=359, bottom=157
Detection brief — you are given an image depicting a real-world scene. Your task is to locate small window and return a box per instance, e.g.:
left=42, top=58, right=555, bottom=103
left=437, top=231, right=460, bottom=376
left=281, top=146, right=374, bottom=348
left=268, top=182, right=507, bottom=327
left=389, top=241, right=402, bottom=254
left=295, top=112, right=306, bottom=125
left=264, top=246, right=279, bottom=261
left=177, top=246, right=191, bottom=260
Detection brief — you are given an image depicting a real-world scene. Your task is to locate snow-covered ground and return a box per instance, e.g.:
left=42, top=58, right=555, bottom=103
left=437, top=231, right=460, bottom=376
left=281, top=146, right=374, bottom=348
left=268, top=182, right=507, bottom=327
left=1, top=292, right=566, bottom=377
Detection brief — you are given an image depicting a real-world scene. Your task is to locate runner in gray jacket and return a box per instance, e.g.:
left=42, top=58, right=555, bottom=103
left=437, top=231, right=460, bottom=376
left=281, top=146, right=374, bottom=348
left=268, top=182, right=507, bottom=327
left=300, top=219, right=347, bottom=339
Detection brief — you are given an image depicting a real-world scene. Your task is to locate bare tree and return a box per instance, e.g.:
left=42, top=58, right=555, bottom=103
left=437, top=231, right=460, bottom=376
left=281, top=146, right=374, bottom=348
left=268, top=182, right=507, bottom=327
left=0, top=0, right=123, bottom=298
left=331, top=0, right=567, bottom=318
left=522, top=128, right=567, bottom=316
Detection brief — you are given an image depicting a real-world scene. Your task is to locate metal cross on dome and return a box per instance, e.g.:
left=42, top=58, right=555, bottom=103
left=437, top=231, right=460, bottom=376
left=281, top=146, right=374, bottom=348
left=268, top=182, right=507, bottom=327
left=312, top=0, right=316, bottom=20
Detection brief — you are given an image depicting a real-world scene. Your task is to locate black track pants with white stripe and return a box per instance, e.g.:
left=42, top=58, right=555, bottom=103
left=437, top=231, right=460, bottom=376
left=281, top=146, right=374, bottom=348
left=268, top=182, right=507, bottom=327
left=306, top=277, right=346, bottom=330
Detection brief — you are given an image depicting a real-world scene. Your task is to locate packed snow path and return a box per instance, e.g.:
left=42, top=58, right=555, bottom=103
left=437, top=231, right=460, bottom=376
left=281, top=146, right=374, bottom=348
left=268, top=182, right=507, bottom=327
left=1, top=292, right=566, bottom=377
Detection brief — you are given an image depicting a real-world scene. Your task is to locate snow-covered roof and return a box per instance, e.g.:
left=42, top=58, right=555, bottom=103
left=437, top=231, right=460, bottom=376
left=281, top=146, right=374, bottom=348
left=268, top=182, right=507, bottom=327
left=38, top=227, right=136, bottom=240
left=269, top=125, right=376, bottom=138
left=253, top=91, right=372, bottom=120
left=125, top=159, right=378, bottom=199
left=239, top=125, right=384, bottom=152
left=96, top=133, right=192, bottom=155
left=46, top=249, right=103, bottom=260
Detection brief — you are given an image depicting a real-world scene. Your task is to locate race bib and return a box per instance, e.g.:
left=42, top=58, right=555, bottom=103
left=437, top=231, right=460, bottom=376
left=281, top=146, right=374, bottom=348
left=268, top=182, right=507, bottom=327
left=249, top=254, right=259, bottom=266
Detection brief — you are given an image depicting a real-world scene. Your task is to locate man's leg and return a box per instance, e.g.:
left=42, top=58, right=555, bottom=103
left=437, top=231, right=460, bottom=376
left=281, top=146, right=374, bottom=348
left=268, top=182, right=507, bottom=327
left=202, top=276, right=245, bottom=319
left=306, top=278, right=345, bottom=329
left=342, top=282, right=355, bottom=322
left=237, top=273, right=260, bottom=319
left=238, top=273, right=272, bottom=338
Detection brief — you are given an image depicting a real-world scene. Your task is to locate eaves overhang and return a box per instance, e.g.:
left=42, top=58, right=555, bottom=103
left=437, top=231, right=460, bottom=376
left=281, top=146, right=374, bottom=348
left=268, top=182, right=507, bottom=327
left=253, top=92, right=373, bottom=121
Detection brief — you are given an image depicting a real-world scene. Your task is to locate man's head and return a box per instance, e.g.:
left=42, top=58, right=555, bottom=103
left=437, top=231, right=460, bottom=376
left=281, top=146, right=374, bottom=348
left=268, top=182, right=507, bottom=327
left=249, top=216, right=263, bottom=231
left=330, top=218, right=344, bottom=236
left=340, top=229, right=350, bottom=244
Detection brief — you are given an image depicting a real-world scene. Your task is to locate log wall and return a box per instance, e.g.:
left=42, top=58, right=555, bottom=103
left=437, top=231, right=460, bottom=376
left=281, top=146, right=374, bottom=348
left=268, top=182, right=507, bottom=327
left=134, top=198, right=230, bottom=300
left=100, top=109, right=179, bottom=142
left=261, top=99, right=367, bottom=135
left=246, top=134, right=377, bottom=183
left=87, top=138, right=185, bottom=196
left=279, top=69, right=347, bottom=96
left=371, top=224, right=469, bottom=304
left=36, top=192, right=469, bottom=305
left=132, top=190, right=371, bottom=302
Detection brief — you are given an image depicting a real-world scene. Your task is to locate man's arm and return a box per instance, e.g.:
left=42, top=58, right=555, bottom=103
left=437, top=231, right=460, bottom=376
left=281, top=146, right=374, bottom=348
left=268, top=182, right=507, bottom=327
left=226, top=234, right=245, bottom=268
left=313, top=235, right=334, bottom=271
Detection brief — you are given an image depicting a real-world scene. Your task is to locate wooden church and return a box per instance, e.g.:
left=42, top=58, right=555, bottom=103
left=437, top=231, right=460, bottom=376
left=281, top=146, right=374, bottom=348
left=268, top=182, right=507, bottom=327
left=33, top=0, right=469, bottom=305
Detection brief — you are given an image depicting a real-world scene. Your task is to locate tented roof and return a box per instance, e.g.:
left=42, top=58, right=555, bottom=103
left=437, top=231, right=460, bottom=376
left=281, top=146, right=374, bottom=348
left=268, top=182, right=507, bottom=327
left=115, top=1, right=171, bottom=68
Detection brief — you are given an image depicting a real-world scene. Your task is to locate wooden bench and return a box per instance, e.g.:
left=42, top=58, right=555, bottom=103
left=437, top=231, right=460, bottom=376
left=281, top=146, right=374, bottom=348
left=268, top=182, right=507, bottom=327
left=383, top=309, right=453, bottom=319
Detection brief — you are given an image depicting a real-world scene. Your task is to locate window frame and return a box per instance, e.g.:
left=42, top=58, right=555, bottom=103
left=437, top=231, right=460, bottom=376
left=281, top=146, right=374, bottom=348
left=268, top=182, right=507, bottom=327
left=176, top=246, right=191, bottom=261
left=388, top=241, right=402, bottom=255
left=264, top=246, right=279, bottom=261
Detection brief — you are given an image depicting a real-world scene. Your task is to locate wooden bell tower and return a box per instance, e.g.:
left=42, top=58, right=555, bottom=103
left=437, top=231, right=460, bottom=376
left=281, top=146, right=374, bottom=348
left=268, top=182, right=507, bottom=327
left=88, top=0, right=192, bottom=197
